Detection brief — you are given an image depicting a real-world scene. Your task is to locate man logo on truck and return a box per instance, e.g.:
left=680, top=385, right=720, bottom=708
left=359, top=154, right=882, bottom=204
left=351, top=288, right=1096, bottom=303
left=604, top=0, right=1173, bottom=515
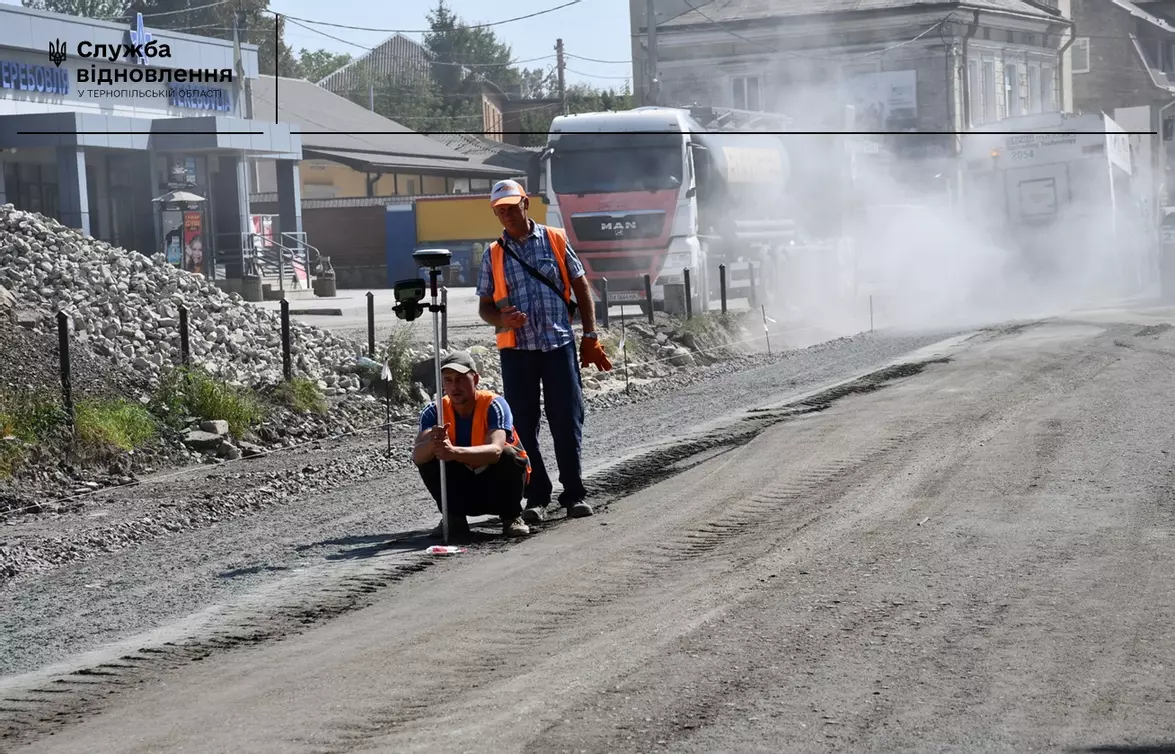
left=601, top=220, right=637, bottom=235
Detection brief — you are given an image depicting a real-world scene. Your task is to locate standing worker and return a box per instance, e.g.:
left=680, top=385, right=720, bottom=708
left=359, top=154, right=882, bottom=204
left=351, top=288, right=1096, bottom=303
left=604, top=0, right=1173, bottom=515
left=476, top=179, right=613, bottom=522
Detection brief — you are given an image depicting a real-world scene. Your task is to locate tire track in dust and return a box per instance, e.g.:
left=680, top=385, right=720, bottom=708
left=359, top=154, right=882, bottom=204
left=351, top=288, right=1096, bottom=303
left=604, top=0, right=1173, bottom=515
left=304, top=366, right=956, bottom=753
left=0, top=359, right=951, bottom=751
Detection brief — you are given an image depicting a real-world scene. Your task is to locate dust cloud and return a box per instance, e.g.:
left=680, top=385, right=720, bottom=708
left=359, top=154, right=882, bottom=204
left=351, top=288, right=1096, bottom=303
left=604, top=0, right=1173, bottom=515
left=740, top=65, right=1155, bottom=340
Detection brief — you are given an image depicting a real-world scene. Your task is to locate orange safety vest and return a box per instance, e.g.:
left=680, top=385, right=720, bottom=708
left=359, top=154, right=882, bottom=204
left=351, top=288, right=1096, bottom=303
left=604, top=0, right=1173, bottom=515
left=489, top=225, right=574, bottom=350
left=441, top=389, right=530, bottom=483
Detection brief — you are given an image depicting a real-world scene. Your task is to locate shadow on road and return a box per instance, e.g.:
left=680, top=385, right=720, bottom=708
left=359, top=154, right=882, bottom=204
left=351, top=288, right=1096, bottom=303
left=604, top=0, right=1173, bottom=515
left=217, top=564, right=291, bottom=579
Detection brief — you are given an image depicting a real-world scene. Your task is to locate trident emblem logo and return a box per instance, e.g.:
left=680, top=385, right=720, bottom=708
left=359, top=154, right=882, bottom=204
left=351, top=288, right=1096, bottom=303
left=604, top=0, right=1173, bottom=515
left=48, top=39, right=67, bottom=67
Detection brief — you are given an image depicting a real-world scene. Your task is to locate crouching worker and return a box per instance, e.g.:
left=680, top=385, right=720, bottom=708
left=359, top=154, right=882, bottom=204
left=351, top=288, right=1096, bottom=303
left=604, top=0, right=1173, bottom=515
left=413, top=350, right=532, bottom=540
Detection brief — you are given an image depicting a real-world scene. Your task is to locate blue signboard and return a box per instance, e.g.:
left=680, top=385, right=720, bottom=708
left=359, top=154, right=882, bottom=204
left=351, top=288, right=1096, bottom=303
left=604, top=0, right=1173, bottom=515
left=0, top=60, right=69, bottom=95
left=168, top=85, right=232, bottom=112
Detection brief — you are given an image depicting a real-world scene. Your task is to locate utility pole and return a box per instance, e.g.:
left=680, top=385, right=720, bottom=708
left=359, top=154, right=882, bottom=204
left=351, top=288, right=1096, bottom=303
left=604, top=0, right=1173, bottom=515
left=555, top=38, right=567, bottom=115
left=233, top=10, right=252, bottom=120
left=646, top=0, right=658, bottom=106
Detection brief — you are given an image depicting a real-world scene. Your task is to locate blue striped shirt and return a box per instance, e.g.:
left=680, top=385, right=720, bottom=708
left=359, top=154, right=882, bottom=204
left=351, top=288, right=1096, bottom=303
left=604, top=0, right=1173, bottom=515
left=475, top=221, right=586, bottom=352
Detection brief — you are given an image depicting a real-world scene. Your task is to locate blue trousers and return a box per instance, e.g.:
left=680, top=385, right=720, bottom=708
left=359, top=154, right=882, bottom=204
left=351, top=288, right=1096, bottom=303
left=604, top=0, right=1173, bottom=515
left=498, top=342, right=586, bottom=506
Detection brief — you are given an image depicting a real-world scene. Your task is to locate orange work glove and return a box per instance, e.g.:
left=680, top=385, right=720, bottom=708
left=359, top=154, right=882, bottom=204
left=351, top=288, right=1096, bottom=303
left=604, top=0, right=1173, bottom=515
left=580, top=336, right=613, bottom=372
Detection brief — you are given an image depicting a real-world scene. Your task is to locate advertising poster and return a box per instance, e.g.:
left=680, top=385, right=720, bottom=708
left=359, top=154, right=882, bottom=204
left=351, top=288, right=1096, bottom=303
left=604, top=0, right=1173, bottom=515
left=183, top=210, right=204, bottom=275
left=162, top=210, right=183, bottom=266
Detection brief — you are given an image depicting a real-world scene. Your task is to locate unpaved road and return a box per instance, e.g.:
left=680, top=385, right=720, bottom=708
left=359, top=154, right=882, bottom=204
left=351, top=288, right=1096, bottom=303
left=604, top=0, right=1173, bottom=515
left=5, top=308, right=1175, bottom=752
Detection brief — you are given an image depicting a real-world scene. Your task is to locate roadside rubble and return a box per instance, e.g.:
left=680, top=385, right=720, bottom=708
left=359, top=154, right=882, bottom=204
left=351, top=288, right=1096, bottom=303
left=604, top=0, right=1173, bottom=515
left=0, top=203, right=767, bottom=513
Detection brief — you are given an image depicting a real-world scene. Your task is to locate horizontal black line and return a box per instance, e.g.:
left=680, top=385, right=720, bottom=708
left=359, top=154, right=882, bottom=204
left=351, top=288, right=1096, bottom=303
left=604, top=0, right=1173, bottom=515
left=17, top=131, right=269, bottom=135
left=17, top=129, right=1156, bottom=137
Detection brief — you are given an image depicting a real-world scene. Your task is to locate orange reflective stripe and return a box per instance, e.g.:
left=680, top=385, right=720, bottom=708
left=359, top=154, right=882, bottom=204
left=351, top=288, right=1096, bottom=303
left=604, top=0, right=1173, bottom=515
left=488, top=242, right=517, bottom=349
left=544, top=227, right=574, bottom=303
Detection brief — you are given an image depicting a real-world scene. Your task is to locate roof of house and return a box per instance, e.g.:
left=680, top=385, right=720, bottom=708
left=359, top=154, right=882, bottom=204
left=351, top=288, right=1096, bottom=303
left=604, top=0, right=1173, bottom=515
left=1109, top=0, right=1175, bottom=33
left=661, top=0, right=1060, bottom=27
left=316, top=33, right=431, bottom=93
left=425, top=133, right=539, bottom=174
left=249, top=76, right=515, bottom=177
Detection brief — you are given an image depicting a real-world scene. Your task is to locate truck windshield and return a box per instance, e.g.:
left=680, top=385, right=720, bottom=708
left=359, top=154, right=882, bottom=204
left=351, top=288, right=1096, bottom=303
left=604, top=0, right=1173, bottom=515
left=551, top=146, right=683, bottom=195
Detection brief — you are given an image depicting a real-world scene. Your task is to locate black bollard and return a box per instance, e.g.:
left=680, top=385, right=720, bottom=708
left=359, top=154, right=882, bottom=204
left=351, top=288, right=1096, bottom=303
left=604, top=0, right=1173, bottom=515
left=56, top=311, right=74, bottom=428
left=366, top=291, right=375, bottom=358
left=178, top=304, right=191, bottom=366
left=601, top=277, right=610, bottom=330
left=643, top=274, right=654, bottom=324
left=719, top=263, right=728, bottom=314
left=683, top=268, right=693, bottom=320
left=281, top=298, right=292, bottom=381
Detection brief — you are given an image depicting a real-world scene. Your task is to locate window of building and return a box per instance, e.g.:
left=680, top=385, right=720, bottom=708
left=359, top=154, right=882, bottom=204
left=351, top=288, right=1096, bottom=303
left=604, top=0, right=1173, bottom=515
left=4, top=162, right=58, bottom=218
left=1042, top=65, right=1056, bottom=111
left=968, top=59, right=983, bottom=126
left=982, top=60, right=997, bottom=123
left=396, top=174, right=422, bottom=195
left=422, top=175, right=446, bottom=195
left=732, top=75, right=760, bottom=110
left=1005, top=63, right=1021, bottom=117
left=470, top=178, right=492, bottom=193
left=1028, top=66, right=1041, bottom=113
left=1071, top=38, right=1091, bottom=74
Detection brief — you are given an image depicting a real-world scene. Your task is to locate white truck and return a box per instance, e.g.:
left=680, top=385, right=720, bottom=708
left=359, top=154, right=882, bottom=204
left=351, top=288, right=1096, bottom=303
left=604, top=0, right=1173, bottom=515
left=959, top=111, right=1140, bottom=285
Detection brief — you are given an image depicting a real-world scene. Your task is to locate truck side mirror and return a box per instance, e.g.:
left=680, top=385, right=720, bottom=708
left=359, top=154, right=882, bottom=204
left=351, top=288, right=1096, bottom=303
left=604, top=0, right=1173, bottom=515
left=689, top=143, right=710, bottom=199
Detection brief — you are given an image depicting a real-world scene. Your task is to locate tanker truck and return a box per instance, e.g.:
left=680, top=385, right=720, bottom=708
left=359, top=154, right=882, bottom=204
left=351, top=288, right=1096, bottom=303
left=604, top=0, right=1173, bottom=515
left=526, top=106, right=799, bottom=316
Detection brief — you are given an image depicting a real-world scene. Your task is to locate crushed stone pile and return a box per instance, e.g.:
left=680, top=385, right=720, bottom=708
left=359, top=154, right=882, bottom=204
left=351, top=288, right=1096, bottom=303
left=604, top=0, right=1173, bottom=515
left=0, top=205, right=365, bottom=395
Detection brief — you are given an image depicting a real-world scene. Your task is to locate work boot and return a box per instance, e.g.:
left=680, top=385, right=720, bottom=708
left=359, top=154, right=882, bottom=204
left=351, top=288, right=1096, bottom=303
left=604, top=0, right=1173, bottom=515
left=521, top=504, right=546, bottom=524
left=565, top=501, right=593, bottom=518
left=502, top=516, right=531, bottom=537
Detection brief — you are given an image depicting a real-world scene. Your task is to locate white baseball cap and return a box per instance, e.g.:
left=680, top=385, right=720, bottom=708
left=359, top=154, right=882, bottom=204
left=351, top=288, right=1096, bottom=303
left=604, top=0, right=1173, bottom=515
left=490, top=179, right=527, bottom=207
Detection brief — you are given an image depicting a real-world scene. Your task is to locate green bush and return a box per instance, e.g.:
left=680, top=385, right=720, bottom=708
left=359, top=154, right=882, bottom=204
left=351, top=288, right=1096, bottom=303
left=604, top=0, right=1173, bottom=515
left=272, top=377, right=328, bottom=415
left=75, top=398, right=157, bottom=453
left=379, top=322, right=418, bottom=404
left=151, top=366, right=267, bottom=437
left=0, top=389, right=67, bottom=443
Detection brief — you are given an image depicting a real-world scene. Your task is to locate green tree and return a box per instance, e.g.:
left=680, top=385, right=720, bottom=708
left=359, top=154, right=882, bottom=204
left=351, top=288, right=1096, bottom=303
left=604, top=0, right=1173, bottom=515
left=417, top=0, right=524, bottom=134
left=123, top=0, right=296, bottom=76
left=349, top=67, right=443, bottom=133
left=22, top=0, right=126, bottom=16
left=517, top=81, right=635, bottom=147
left=294, top=48, right=352, bottom=83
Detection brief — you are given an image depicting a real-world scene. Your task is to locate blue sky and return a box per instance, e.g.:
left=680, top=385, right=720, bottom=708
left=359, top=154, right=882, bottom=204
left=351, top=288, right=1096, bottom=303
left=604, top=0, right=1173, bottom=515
left=0, top=0, right=635, bottom=89
left=269, top=0, right=634, bottom=90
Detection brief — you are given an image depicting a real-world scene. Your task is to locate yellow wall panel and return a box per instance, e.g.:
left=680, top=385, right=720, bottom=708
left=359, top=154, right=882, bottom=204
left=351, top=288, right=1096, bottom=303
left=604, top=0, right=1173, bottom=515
left=415, top=196, right=547, bottom=242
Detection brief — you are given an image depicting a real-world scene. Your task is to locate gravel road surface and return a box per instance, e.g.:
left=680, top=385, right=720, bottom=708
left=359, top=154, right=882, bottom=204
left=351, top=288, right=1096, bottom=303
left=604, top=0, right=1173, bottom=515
left=5, top=306, right=1175, bottom=752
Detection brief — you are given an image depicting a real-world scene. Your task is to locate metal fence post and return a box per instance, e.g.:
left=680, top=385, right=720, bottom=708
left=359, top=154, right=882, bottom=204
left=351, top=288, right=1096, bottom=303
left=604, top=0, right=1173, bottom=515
left=56, top=311, right=74, bottom=430
left=366, top=291, right=375, bottom=358
left=600, top=277, right=610, bottom=329
left=178, top=304, right=191, bottom=366
left=643, top=274, right=654, bottom=324
left=281, top=299, right=292, bottom=381
left=719, top=263, right=728, bottom=314
left=683, top=268, right=693, bottom=320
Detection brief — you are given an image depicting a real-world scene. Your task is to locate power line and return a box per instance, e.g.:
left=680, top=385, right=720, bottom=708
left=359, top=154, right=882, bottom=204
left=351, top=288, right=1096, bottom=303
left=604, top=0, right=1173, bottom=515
left=275, top=0, right=582, bottom=34
left=565, top=67, right=633, bottom=81
left=283, top=17, right=557, bottom=69
left=98, top=0, right=233, bottom=21
left=566, top=53, right=630, bottom=65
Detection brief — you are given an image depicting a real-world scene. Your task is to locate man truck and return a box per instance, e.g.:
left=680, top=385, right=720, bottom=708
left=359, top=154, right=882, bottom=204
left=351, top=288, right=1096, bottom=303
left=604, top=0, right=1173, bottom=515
left=527, top=106, right=805, bottom=316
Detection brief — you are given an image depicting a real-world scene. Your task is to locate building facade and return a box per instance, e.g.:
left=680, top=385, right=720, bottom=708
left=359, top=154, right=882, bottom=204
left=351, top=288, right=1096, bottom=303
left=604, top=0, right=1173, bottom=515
left=1072, top=0, right=1175, bottom=206
left=0, top=3, right=304, bottom=293
left=650, top=0, right=1069, bottom=180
